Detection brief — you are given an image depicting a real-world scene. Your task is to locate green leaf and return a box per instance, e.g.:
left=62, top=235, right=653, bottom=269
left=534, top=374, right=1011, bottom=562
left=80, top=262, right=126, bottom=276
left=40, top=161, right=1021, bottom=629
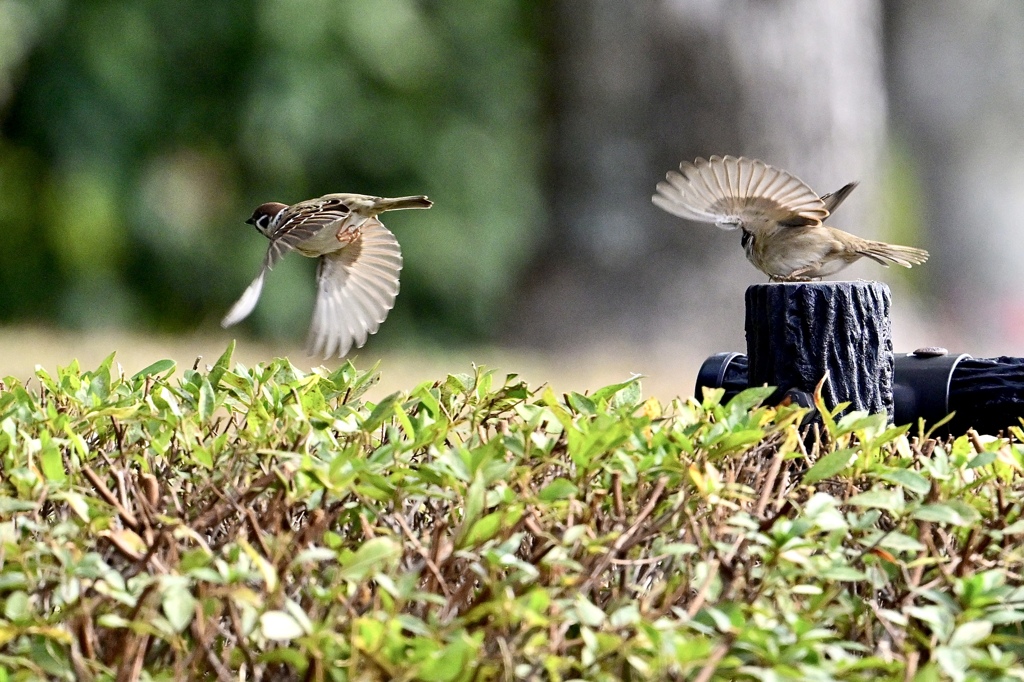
left=847, top=488, right=905, bottom=512
left=208, top=340, right=235, bottom=388
left=131, top=359, right=176, bottom=381
left=725, top=385, right=776, bottom=413
left=709, top=429, right=765, bottom=453
left=820, top=566, right=868, bottom=581
left=411, top=383, right=442, bottom=418
left=574, top=594, right=606, bottom=627
left=966, top=451, right=996, bottom=469
left=924, top=410, right=956, bottom=439
left=339, top=538, right=401, bottom=582
left=879, top=469, right=931, bottom=496
left=259, top=610, right=307, bottom=641
left=590, top=377, right=642, bottom=409
left=464, top=511, right=504, bottom=545
left=3, top=591, right=29, bottom=622
left=198, top=378, right=215, bottom=422
left=446, top=373, right=473, bottom=392
left=1000, top=519, right=1024, bottom=535
left=39, top=441, right=66, bottom=483
left=418, top=633, right=479, bottom=682
left=458, top=470, right=487, bottom=544
left=538, top=477, right=578, bottom=502
left=943, top=499, right=981, bottom=524
left=802, top=448, right=856, bottom=485
left=872, top=531, right=925, bottom=553
left=948, top=620, right=992, bottom=647
left=190, top=445, right=213, bottom=469
left=540, top=387, right=575, bottom=430
left=161, top=579, right=196, bottom=633
left=92, top=352, right=116, bottom=384
left=567, top=392, right=596, bottom=415
left=361, top=392, right=401, bottom=432
left=912, top=503, right=967, bottom=525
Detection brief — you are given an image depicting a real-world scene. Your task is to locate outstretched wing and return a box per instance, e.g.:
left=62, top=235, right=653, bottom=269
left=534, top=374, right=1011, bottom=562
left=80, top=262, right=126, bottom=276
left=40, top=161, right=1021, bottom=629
left=307, top=218, right=403, bottom=359
left=652, top=155, right=828, bottom=230
left=819, top=181, right=859, bottom=215
left=221, top=269, right=266, bottom=328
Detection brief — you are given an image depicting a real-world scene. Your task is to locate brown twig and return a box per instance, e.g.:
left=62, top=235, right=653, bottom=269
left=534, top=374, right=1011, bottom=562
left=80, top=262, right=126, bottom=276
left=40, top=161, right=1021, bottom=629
left=394, top=512, right=453, bottom=600
left=685, top=559, right=720, bottom=618
left=755, top=452, right=784, bottom=519
left=578, top=476, right=668, bottom=594
left=612, top=472, right=625, bottom=521
left=82, top=465, right=140, bottom=531
left=693, top=636, right=734, bottom=682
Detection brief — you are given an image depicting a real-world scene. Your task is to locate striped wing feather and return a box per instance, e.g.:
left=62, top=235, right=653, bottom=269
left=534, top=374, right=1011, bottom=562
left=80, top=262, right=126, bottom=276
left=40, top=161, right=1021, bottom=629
left=307, top=218, right=403, bottom=358
left=653, top=155, right=828, bottom=230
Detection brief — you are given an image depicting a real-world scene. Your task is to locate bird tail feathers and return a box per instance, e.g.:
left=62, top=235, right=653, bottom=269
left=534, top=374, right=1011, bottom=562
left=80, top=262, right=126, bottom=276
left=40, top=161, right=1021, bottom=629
left=858, top=241, right=929, bottom=268
left=373, top=196, right=432, bottom=212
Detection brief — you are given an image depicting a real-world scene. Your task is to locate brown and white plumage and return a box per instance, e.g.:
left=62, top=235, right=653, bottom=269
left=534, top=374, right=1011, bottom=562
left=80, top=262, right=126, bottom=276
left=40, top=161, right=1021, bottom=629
left=222, top=193, right=431, bottom=358
left=652, top=155, right=928, bottom=280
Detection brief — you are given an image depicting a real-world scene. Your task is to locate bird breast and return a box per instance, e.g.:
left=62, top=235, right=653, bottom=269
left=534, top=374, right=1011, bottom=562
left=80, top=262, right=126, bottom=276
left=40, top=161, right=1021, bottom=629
left=748, top=225, right=842, bottom=279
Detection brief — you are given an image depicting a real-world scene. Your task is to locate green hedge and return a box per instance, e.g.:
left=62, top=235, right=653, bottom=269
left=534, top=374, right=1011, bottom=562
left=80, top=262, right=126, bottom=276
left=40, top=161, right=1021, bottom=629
left=2, top=343, right=1024, bottom=680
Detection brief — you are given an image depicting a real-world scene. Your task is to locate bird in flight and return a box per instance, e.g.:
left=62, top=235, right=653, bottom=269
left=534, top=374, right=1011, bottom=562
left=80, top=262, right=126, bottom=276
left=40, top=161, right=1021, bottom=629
left=222, top=193, right=431, bottom=358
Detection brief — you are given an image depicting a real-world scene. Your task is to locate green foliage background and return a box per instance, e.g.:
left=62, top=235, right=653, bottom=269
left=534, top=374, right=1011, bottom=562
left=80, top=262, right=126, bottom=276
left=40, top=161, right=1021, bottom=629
left=4, top=346, right=1024, bottom=679
left=0, top=0, right=546, bottom=345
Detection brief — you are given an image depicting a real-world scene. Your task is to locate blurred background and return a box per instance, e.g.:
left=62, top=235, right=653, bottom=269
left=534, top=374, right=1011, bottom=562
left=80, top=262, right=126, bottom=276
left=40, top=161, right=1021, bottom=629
left=1, top=0, right=1021, bottom=399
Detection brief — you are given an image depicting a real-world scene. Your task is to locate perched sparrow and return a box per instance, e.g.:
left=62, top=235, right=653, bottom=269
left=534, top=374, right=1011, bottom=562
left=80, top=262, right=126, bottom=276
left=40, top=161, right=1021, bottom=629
left=221, top=193, right=432, bottom=358
left=652, top=155, right=928, bottom=281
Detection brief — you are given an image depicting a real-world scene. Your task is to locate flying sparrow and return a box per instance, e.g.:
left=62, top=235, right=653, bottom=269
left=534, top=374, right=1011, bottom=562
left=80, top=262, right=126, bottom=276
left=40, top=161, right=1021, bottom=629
left=652, top=155, right=928, bottom=281
left=221, top=193, right=432, bottom=358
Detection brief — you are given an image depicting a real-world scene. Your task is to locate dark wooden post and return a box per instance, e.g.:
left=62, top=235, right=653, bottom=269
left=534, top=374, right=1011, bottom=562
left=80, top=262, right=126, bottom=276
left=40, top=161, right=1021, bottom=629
left=745, top=282, right=895, bottom=419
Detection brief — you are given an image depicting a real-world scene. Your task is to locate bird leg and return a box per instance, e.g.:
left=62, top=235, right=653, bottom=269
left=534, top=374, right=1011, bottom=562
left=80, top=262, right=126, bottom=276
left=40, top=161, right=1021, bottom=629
left=782, top=265, right=821, bottom=281
left=336, top=226, right=359, bottom=244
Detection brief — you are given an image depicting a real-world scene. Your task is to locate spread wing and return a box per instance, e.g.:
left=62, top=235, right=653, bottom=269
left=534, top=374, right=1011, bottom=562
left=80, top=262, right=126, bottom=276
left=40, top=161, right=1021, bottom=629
left=819, top=181, right=859, bottom=215
left=307, top=218, right=403, bottom=359
left=652, top=155, right=828, bottom=230
left=221, top=269, right=267, bottom=328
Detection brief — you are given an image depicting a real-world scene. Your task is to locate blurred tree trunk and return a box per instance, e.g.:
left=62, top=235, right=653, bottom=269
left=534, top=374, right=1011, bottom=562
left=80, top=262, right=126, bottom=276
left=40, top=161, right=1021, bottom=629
left=510, top=0, right=886, bottom=354
left=887, top=1, right=1024, bottom=353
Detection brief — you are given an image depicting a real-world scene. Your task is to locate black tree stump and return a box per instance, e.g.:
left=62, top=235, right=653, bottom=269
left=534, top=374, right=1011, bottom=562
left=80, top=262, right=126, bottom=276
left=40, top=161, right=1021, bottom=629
left=745, top=282, right=894, bottom=419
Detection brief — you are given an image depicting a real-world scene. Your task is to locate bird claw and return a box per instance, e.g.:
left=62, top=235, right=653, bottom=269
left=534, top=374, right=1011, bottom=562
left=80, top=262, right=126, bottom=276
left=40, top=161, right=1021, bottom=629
left=336, top=226, right=358, bottom=244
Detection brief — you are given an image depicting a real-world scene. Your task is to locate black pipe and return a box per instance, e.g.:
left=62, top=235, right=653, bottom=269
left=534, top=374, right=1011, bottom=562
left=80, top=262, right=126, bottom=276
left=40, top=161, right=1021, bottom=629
left=696, top=349, right=1024, bottom=435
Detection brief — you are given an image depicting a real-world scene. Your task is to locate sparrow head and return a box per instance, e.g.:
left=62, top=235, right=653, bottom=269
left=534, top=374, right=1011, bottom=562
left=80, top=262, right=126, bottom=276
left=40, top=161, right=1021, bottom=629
left=246, top=202, right=288, bottom=235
